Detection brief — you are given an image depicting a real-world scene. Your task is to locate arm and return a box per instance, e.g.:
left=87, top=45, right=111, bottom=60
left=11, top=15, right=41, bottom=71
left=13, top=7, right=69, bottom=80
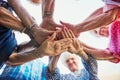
left=84, top=7, right=103, bottom=21
left=44, top=53, right=61, bottom=79
left=0, top=7, right=24, bottom=32
left=7, top=33, right=71, bottom=66
left=81, top=54, right=99, bottom=80
left=60, top=7, right=119, bottom=36
left=48, top=55, right=60, bottom=72
left=75, top=7, right=119, bottom=33
left=41, top=0, right=63, bottom=31
left=61, top=27, right=114, bottom=60
left=7, top=0, right=35, bottom=29
left=80, top=41, right=114, bottom=60
left=7, top=0, right=53, bottom=45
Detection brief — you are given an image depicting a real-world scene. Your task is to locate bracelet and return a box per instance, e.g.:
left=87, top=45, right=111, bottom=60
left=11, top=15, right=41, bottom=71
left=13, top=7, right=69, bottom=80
left=43, top=11, right=52, bottom=18
left=29, top=22, right=36, bottom=30
left=21, top=22, right=37, bottom=33
left=21, top=27, right=27, bottom=33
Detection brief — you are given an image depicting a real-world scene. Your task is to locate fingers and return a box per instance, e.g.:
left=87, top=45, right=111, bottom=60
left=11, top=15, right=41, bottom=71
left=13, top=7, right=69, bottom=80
left=60, top=21, right=70, bottom=27
left=64, top=27, right=73, bottom=38
left=61, top=27, right=75, bottom=39
left=54, top=38, right=72, bottom=54
left=48, top=32, right=56, bottom=41
left=58, top=38, right=72, bottom=45
left=54, top=23, right=64, bottom=28
left=69, top=29, right=75, bottom=38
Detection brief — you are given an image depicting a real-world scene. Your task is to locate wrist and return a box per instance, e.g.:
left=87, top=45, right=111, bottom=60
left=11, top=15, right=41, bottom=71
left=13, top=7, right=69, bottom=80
left=22, top=22, right=38, bottom=39
left=77, top=48, right=88, bottom=61
left=33, top=49, right=44, bottom=58
left=43, top=11, right=53, bottom=18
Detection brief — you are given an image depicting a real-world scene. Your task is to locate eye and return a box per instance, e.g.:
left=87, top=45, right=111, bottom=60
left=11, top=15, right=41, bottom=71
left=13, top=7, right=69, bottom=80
left=66, top=59, right=69, bottom=63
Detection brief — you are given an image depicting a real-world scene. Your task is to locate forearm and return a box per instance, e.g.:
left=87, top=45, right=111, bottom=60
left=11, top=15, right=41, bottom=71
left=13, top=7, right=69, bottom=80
left=7, top=0, right=42, bottom=40
left=79, top=41, right=113, bottom=60
left=7, top=47, right=43, bottom=66
left=7, top=0, right=35, bottom=28
left=0, top=7, right=24, bottom=31
left=75, top=7, right=119, bottom=33
left=84, top=7, right=103, bottom=21
left=48, top=55, right=60, bottom=72
left=42, top=0, right=55, bottom=18
left=82, top=54, right=99, bottom=79
left=83, top=45, right=113, bottom=60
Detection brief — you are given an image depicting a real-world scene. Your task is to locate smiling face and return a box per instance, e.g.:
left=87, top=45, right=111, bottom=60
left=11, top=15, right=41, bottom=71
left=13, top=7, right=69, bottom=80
left=66, top=55, right=79, bottom=72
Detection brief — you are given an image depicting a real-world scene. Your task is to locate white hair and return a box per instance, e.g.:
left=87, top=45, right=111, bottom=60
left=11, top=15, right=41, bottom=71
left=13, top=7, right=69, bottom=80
left=60, top=52, right=81, bottom=67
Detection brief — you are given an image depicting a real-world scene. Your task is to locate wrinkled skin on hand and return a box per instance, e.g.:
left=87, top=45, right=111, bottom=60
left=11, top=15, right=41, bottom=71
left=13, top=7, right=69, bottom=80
left=34, top=32, right=72, bottom=57
left=61, top=27, right=81, bottom=53
left=61, top=27, right=88, bottom=60
left=60, top=21, right=80, bottom=37
left=32, top=27, right=54, bottom=46
left=40, top=17, right=63, bottom=31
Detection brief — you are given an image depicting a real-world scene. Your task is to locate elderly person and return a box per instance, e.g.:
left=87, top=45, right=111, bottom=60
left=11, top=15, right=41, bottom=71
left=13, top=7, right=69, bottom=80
left=44, top=27, right=99, bottom=80
left=44, top=52, right=99, bottom=80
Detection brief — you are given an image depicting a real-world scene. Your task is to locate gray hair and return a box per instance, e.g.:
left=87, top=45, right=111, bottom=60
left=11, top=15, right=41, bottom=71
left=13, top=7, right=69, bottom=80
left=60, top=52, right=81, bottom=67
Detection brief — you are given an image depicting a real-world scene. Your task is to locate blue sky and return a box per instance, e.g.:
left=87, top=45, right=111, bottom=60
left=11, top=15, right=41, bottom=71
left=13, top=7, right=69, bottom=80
left=16, top=0, right=120, bottom=79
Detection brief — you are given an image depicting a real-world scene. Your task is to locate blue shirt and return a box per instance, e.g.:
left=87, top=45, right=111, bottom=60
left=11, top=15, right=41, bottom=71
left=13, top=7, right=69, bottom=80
left=0, top=59, right=46, bottom=80
left=0, top=0, right=17, bottom=68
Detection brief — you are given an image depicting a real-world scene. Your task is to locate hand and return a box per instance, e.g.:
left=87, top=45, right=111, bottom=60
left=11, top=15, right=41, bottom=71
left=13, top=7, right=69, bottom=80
left=40, top=17, right=63, bottom=31
left=34, top=32, right=72, bottom=57
left=61, top=27, right=81, bottom=53
left=61, top=27, right=88, bottom=60
left=109, top=57, right=120, bottom=63
left=32, top=27, right=54, bottom=46
left=60, top=21, right=80, bottom=37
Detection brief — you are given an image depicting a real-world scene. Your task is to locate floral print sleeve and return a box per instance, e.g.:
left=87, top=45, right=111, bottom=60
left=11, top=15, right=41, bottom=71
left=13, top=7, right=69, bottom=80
left=44, top=67, right=60, bottom=80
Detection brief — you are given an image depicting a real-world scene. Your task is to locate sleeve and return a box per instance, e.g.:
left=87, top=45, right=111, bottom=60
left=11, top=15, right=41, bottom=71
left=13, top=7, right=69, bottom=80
left=44, top=67, right=60, bottom=80
left=81, top=54, right=100, bottom=80
left=0, top=59, right=43, bottom=80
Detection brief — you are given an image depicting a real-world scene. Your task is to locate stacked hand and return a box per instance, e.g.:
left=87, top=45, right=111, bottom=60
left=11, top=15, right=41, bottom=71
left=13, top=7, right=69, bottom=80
left=40, top=17, right=63, bottom=31
left=60, top=21, right=80, bottom=37
left=61, top=27, right=88, bottom=60
left=33, top=32, right=71, bottom=57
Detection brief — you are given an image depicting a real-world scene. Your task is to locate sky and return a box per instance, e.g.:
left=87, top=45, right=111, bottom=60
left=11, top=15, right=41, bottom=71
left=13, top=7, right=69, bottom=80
left=15, top=0, right=120, bottom=80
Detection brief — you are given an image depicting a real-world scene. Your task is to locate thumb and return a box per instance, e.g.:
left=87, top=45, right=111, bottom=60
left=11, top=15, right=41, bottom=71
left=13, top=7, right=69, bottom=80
left=60, top=20, right=70, bottom=29
left=60, top=20, right=65, bottom=25
left=48, top=32, right=56, bottom=41
left=54, top=23, right=64, bottom=28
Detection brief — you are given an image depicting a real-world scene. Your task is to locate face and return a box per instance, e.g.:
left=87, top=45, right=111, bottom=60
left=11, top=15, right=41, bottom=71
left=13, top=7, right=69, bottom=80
left=66, top=55, right=78, bottom=72
left=93, top=26, right=109, bottom=37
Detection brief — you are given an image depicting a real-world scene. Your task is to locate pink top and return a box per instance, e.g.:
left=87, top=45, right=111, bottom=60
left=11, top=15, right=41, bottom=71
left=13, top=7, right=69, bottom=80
left=108, top=18, right=120, bottom=62
left=102, top=0, right=120, bottom=12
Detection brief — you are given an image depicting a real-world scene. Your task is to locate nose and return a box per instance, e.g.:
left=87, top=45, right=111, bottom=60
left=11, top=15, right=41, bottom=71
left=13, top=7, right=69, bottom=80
left=68, top=59, right=73, bottom=64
